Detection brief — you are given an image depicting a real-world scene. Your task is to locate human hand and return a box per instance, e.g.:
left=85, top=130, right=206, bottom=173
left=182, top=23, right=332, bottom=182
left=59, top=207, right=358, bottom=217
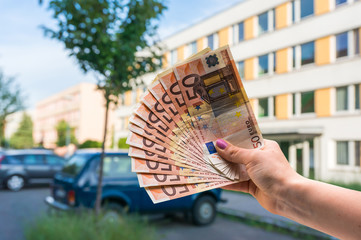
left=215, top=139, right=303, bottom=215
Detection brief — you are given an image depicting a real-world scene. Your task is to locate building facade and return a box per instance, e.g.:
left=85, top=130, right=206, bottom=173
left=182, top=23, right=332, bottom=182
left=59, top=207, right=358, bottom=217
left=116, top=0, right=361, bottom=183
left=34, top=82, right=114, bottom=148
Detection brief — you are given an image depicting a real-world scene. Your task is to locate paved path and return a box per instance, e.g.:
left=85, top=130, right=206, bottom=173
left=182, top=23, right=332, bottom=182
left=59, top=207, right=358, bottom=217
left=218, top=191, right=336, bottom=239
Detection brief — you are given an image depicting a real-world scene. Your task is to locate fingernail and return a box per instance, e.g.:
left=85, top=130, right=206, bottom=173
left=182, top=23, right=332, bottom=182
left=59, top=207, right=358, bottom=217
left=216, top=139, right=228, bottom=150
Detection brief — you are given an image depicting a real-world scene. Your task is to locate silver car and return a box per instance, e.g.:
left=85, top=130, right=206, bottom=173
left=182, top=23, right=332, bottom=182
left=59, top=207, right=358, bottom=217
left=0, top=149, right=65, bottom=191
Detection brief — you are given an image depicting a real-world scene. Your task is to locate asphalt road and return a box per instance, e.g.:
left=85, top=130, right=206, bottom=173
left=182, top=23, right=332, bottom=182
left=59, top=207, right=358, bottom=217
left=0, top=187, right=300, bottom=240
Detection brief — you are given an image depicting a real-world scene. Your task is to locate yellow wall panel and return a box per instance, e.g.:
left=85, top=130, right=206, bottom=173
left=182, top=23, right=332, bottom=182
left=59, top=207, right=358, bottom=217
left=315, top=88, right=331, bottom=117
left=197, top=37, right=205, bottom=51
left=315, top=0, right=330, bottom=15
left=316, top=36, right=331, bottom=66
left=276, top=2, right=289, bottom=29
left=136, top=88, right=143, bottom=103
left=276, top=48, right=289, bottom=74
left=124, top=90, right=132, bottom=106
left=275, top=94, right=289, bottom=119
left=219, top=27, right=229, bottom=47
left=244, top=58, right=255, bottom=80
left=244, top=16, right=255, bottom=40
left=177, top=45, right=185, bottom=61
left=249, top=99, right=256, bottom=112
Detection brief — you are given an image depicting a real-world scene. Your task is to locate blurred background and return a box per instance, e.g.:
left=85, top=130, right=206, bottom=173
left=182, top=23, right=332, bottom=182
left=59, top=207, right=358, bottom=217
left=0, top=0, right=360, bottom=240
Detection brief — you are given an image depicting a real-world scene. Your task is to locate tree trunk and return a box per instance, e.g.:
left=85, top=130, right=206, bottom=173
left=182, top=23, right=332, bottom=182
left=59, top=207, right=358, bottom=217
left=95, top=99, right=110, bottom=216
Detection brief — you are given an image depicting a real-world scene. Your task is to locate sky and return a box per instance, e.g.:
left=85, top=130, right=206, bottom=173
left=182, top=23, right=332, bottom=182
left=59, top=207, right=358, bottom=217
left=0, top=0, right=243, bottom=110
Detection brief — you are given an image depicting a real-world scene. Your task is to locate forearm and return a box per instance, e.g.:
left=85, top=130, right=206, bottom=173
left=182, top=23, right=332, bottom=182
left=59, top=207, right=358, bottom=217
left=277, top=177, right=361, bottom=240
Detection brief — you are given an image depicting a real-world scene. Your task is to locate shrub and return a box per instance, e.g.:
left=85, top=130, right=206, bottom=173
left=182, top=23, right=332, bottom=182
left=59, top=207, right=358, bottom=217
left=79, top=140, right=102, bottom=149
left=25, top=212, right=156, bottom=240
left=118, top=138, right=129, bottom=149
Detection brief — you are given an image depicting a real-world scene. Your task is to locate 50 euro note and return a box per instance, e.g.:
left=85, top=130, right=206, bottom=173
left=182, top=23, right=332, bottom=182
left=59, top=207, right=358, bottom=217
left=145, top=181, right=237, bottom=204
left=138, top=173, right=225, bottom=187
left=172, top=45, right=264, bottom=180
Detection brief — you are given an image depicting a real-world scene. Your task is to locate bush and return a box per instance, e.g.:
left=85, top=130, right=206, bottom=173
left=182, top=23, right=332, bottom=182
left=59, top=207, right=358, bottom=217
left=25, top=212, right=156, bottom=240
left=118, top=138, right=129, bottom=149
left=79, top=140, right=102, bottom=149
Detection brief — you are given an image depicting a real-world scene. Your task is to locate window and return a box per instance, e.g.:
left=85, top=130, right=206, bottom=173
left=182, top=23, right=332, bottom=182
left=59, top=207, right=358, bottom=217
left=258, top=98, right=269, bottom=117
left=61, top=154, right=88, bottom=175
left=24, top=155, right=44, bottom=165
left=336, top=0, right=347, bottom=7
left=102, top=156, right=133, bottom=177
left=207, top=34, right=214, bottom=50
left=355, top=84, right=360, bottom=110
left=354, top=29, right=360, bottom=55
left=170, top=49, right=177, bottom=65
left=292, top=1, right=296, bottom=23
left=336, top=32, right=348, bottom=58
left=190, top=41, right=197, bottom=54
left=258, top=12, right=268, bottom=35
left=272, top=9, right=276, bottom=30
left=336, top=86, right=348, bottom=111
left=336, top=141, right=349, bottom=165
left=356, top=141, right=361, bottom=167
left=301, top=41, right=315, bottom=65
left=300, top=0, right=314, bottom=19
left=273, top=52, right=276, bottom=72
left=292, top=93, right=297, bottom=115
left=46, top=155, right=64, bottom=165
left=301, top=91, right=314, bottom=113
left=258, top=54, right=268, bottom=76
left=292, top=46, right=296, bottom=68
left=237, top=61, right=245, bottom=79
left=238, top=22, right=244, bottom=42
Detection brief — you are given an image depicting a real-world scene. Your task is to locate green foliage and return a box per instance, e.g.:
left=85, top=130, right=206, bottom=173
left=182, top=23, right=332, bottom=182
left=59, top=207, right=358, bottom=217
left=42, top=0, right=166, bottom=99
left=55, top=120, right=78, bottom=147
left=25, top=212, right=156, bottom=240
left=0, top=71, right=24, bottom=147
left=79, top=139, right=102, bottom=149
left=9, top=113, right=33, bottom=149
left=118, top=137, right=129, bottom=149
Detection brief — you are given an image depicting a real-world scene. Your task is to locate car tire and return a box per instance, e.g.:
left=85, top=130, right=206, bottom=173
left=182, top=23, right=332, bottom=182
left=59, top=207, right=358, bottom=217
left=191, top=195, right=216, bottom=226
left=6, top=175, right=25, bottom=191
left=102, top=202, right=126, bottom=223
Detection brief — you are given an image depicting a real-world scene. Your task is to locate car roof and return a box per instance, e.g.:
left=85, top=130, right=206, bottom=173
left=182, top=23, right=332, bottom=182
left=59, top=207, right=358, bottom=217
left=74, top=148, right=129, bottom=155
left=4, top=149, right=55, bottom=156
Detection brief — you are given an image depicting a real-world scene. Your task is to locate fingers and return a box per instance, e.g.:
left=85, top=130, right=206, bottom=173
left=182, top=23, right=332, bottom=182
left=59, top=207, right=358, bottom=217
left=215, top=139, right=254, bottom=165
left=222, top=181, right=250, bottom=193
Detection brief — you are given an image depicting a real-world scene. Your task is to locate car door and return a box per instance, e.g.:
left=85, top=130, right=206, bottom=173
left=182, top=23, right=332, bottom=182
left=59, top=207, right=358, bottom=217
left=45, top=155, right=65, bottom=178
left=23, top=154, right=49, bottom=183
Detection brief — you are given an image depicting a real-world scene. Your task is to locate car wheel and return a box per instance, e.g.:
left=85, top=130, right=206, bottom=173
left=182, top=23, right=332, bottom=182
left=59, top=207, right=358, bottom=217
left=192, top=195, right=216, bottom=226
left=102, top=202, right=126, bottom=224
left=6, top=175, right=25, bottom=191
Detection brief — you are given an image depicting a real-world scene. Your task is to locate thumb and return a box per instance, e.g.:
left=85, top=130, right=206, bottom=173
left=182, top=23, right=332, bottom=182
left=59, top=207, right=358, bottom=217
left=215, top=139, right=254, bottom=165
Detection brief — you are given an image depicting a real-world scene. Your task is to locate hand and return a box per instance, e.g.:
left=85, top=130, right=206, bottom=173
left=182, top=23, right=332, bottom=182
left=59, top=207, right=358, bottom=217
left=215, top=139, right=303, bottom=215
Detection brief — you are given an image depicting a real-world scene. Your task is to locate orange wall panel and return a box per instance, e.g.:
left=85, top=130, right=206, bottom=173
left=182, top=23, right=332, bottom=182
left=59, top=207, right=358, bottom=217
left=244, top=16, right=255, bottom=40
left=162, top=52, right=168, bottom=69
left=315, top=0, right=330, bottom=16
left=276, top=2, right=289, bottom=29
left=275, top=94, right=289, bottom=119
left=316, top=36, right=331, bottom=66
left=124, top=90, right=132, bottom=106
left=315, top=88, right=331, bottom=117
left=244, top=58, right=255, bottom=80
left=276, top=48, right=289, bottom=74
left=219, top=27, right=229, bottom=47
left=197, top=37, right=205, bottom=51
left=177, top=45, right=185, bottom=61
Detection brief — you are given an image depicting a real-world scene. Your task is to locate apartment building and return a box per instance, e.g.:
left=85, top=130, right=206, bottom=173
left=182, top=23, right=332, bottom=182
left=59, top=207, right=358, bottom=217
left=34, top=82, right=114, bottom=148
left=117, top=0, right=361, bottom=183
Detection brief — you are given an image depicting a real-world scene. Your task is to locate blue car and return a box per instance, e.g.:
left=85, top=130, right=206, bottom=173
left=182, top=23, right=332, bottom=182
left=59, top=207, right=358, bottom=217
left=45, top=149, right=224, bottom=225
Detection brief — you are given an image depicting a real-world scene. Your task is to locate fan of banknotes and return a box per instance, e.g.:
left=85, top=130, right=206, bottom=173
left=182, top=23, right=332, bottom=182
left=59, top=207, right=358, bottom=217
left=127, top=46, right=264, bottom=204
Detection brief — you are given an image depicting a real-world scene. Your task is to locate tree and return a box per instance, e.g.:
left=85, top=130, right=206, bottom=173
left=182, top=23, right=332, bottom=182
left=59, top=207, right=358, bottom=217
left=0, top=71, right=24, bottom=147
left=79, top=139, right=102, bottom=149
left=9, top=113, right=34, bottom=149
left=55, top=120, right=77, bottom=147
left=42, top=0, right=166, bottom=215
left=118, top=137, right=129, bottom=149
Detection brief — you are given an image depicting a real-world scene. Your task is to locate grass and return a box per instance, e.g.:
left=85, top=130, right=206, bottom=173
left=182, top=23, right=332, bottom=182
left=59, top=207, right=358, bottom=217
left=25, top=211, right=156, bottom=240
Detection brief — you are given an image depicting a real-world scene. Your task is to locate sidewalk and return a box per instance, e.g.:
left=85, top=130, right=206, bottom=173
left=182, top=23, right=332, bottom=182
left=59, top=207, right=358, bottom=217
left=217, top=191, right=336, bottom=239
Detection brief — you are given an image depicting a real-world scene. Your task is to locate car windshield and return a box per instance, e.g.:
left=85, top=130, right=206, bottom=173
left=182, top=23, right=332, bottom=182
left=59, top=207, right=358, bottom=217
left=61, top=154, right=89, bottom=176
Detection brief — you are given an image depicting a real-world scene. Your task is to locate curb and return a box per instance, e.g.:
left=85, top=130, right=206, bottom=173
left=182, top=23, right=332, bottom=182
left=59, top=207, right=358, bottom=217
left=217, top=207, right=336, bottom=240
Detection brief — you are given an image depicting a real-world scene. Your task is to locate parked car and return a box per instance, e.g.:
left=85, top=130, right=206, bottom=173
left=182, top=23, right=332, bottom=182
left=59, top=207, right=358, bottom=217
left=45, top=149, right=224, bottom=225
left=0, top=149, right=66, bottom=191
